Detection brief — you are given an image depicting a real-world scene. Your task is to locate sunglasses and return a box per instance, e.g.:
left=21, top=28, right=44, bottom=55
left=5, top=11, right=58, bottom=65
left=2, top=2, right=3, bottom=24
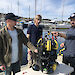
left=36, top=18, right=41, bottom=21
left=70, top=19, right=75, bottom=21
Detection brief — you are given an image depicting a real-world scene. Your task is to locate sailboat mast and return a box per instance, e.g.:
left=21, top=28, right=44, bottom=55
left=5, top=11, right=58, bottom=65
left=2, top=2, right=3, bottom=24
left=62, top=0, right=65, bottom=23
left=35, top=0, right=37, bottom=16
left=18, top=0, right=19, bottom=15
left=11, top=0, right=12, bottom=12
left=29, top=5, right=30, bottom=19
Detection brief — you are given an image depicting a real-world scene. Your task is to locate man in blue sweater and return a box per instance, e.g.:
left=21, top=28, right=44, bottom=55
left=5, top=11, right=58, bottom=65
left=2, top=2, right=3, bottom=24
left=27, top=15, right=42, bottom=68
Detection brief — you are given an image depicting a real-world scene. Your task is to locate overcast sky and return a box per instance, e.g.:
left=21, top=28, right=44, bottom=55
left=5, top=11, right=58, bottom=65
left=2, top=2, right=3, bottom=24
left=0, top=0, right=75, bottom=21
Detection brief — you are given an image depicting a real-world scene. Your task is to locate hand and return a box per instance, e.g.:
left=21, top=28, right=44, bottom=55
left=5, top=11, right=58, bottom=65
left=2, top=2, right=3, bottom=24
left=34, top=49, right=38, bottom=53
left=28, top=49, right=31, bottom=54
left=51, top=31, right=59, bottom=36
left=0, top=65, right=6, bottom=71
left=60, top=43, right=64, bottom=48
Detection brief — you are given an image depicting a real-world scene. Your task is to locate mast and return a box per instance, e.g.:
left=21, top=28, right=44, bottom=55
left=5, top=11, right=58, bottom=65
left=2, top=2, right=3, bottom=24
left=35, top=0, right=37, bottom=16
left=18, top=0, right=19, bottom=15
left=29, top=5, right=30, bottom=19
left=11, top=0, right=12, bottom=12
left=62, top=0, right=65, bottom=23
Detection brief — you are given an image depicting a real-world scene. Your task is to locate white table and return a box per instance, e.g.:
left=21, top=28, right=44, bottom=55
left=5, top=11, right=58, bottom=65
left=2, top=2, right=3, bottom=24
left=16, top=63, right=74, bottom=75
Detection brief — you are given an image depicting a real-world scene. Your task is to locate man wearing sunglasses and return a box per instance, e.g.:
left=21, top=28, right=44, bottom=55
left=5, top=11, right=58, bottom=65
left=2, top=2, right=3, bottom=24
left=51, top=13, right=75, bottom=75
left=27, top=15, right=43, bottom=68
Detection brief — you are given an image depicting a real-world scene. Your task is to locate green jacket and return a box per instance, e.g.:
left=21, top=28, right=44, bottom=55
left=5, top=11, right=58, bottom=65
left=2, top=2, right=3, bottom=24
left=0, top=26, right=36, bottom=67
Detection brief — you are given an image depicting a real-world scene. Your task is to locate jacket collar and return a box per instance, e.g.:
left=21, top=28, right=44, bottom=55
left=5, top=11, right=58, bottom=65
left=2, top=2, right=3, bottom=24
left=4, top=26, right=20, bottom=39
left=4, top=26, right=12, bottom=39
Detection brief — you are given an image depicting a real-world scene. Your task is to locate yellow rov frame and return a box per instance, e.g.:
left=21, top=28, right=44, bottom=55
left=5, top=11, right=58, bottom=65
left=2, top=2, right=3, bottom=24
left=37, top=38, right=59, bottom=72
left=37, top=38, right=58, bottom=51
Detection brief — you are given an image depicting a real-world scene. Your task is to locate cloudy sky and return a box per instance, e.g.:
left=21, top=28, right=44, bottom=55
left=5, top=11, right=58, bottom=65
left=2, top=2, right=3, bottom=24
left=0, top=0, right=75, bottom=21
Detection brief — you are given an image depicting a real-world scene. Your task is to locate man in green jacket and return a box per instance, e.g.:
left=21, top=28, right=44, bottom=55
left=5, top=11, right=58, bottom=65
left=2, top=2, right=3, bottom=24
left=0, top=13, right=37, bottom=75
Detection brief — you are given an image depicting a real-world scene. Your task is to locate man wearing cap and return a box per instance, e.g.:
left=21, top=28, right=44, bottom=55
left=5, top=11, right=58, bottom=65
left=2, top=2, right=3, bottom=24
left=0, top=13, right=38, bottom=75
left=51, top=13, right=75, bottom=75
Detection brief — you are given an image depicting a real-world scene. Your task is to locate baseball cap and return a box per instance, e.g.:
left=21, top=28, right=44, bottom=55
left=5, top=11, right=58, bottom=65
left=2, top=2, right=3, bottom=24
left=5, top=13, right=19, bottom=21
left=68, top=13, right=75, bottom=19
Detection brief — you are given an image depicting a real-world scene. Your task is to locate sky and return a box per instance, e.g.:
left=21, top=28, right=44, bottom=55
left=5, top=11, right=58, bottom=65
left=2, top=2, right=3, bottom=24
left=0, top=0, right=75, bottom=21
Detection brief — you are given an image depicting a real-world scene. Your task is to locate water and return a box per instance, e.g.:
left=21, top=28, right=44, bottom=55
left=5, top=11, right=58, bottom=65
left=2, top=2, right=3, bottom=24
left=22, top=28, right=66, bottom=65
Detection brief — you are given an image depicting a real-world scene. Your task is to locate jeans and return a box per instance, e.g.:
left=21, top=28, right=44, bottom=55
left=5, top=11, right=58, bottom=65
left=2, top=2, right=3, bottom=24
left=5, top=61, right=20, bottom=75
